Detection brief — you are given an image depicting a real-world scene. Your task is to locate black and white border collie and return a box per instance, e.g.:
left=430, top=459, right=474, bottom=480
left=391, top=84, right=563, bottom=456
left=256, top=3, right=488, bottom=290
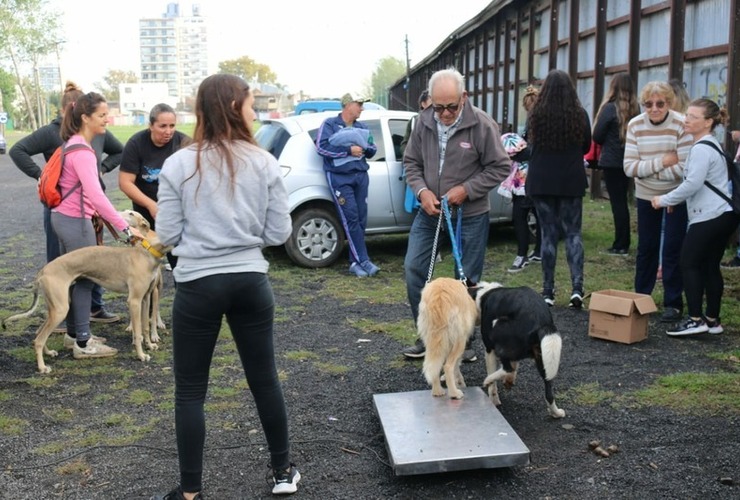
left=471, top=282, right=566, bottom=418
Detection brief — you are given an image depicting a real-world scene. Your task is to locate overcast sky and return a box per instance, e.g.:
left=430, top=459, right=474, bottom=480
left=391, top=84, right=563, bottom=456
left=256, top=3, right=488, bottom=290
left=46, top=0, right=491, bottom=97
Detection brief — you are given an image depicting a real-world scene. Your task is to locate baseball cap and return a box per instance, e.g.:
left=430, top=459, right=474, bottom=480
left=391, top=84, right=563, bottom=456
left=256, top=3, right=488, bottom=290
left=341, top=93, right=370, bottom=106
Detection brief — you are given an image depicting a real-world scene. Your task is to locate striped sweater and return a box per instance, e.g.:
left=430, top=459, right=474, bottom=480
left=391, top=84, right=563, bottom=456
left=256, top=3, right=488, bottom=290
left=623, top=110, right=693, bottom=200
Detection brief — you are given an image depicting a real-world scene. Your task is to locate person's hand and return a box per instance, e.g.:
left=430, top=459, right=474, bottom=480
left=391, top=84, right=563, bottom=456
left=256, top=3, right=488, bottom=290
left=419, top=189, right=441, bottom=216
left=662, top=151, right=678, bottom=168
left=350, top=145, right=364, bottom=157
left=445, top=185, right=468, bottom=206
left=731, top=130, right=740, bottom=143
left=651, top=196, right=662, bottom=209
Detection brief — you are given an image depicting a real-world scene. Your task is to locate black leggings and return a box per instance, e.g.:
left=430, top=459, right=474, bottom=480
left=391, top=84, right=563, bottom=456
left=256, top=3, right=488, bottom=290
left=172, top=272, right=290, bottom=492
left=512, top=195, right=540, bottom=257
left=680, top=211, right=739, bottom=318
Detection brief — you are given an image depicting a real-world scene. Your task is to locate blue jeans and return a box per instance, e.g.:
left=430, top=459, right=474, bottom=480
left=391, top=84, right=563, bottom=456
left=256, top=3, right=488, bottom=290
left=404, top=210, right=489, bottom=323
left=531, top=196, right=584, bottom=296
left=635, top=199, right=687, bottom=310
left=172, top=272, right=290, bottom=492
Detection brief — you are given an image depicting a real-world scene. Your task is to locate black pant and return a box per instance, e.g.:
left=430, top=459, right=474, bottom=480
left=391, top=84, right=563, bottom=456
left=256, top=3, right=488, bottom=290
left=512, top=195, right=540, bottom=257
left=603, top=168, right=631, bottom=251
left=680, top=211, right=739, bottom=318
left=172, top=272, right=290, bottom=492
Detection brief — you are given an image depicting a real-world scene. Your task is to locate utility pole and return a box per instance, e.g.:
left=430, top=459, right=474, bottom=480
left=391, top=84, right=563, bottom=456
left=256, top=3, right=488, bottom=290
left=405, top=34, right=411, bottom=111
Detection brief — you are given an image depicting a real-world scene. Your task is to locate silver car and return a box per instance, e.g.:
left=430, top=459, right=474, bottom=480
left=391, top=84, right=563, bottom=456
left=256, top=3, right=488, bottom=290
left=255, top=110, right=515, bottom=268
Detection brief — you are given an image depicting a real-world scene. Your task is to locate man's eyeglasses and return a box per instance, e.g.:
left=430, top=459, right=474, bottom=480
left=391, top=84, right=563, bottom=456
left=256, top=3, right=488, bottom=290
left=432, top=103, right=460, bottom=114
left=642, top=100, right=666, bottom=109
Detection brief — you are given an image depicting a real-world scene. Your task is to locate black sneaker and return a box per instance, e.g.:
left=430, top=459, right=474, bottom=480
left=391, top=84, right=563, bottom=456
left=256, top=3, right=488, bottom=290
left=402, top=338, right=425, bottom=359
left=606, top=247, right=628, bottom=256
left=543, top=293, right=555, bottom=307
left=272, top=464, right=300, bottom=495
left=462, top=341, right=477, bottom=363
left=569, top=291, right=583, bottom=309
left=721, top=256, right=740, bottom=268
left=660, top=307, right=682, bottom=323
left=528, top=251, right=542, bottom=262
left=90, top=308, right=120, bottom=323
left=507, top=255, right=529, bottom=273
left=666, top=317, right=708, bottom=336
left=150, top=486, right=203, bottom=500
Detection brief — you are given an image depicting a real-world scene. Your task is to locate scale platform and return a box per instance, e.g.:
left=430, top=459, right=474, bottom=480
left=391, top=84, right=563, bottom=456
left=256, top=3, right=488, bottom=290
left=373, top=387, right=530, bottom=475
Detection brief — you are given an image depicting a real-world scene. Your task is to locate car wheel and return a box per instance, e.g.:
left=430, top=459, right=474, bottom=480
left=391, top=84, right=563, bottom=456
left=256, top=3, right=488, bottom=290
left=284, top=207, right=345, bottom=268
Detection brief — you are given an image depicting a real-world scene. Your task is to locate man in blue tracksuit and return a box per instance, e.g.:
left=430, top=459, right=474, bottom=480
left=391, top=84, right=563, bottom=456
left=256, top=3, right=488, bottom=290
left=315, top=93, right=380, bottom=277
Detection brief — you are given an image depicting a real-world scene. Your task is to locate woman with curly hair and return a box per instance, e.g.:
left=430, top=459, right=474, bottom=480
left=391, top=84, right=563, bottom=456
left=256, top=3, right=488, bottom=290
left=526, top=69, right=591, bottom=308
left=593, top=73, right=640, bottom=255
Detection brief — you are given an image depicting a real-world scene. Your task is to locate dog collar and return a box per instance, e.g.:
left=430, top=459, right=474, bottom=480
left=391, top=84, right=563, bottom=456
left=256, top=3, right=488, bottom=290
left=140, top=239, right=165, bottom=259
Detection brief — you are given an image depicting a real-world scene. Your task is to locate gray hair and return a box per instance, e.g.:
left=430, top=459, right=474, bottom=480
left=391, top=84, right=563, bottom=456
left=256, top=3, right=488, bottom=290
left=149, top=103, right=176, bottom=125
left=428, top=68, right=464, bottom=97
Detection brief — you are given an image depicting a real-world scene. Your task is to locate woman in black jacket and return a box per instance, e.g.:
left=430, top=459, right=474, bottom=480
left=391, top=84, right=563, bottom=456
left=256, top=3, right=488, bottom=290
left=526, top=69, right=591, bottom=308
left=592, top=73, right=640, bottom=255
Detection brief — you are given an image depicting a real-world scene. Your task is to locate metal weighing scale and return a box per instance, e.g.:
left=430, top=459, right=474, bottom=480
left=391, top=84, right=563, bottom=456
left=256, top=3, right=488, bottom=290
left=373, top=387, right=530, bottom=475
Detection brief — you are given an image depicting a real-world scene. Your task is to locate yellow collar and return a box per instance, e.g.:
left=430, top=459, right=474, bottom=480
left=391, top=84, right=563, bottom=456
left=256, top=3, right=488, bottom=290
left=140, top=239, right=165, bottom=259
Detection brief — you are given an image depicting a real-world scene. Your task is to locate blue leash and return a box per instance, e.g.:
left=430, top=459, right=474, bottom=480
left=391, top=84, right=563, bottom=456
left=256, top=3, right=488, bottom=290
left=441, top=196, right=466, bottom=283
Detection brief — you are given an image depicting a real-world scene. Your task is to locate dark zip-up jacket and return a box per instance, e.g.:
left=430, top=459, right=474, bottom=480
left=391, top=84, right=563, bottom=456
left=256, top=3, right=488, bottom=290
left=9, top=117, right=123, bottom=180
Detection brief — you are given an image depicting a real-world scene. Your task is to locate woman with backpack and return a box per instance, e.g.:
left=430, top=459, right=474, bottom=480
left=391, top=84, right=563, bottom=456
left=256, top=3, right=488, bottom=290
left=651, top=98, right=738, bottom=336
left=51, top=91, right=144, bottom=359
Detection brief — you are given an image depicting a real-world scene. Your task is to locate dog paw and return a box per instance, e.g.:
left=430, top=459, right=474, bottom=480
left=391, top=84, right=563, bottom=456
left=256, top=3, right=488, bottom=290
left=450, top=390, right=464, bottom=399
left=490, top=395, right=502, bottom=406
left=431, top=388, right=446, bottom=397
left=150, top=333, right=161, bottom=343
left=548, top=407, right=566, bottom=419
left=146, top=342, right=160, bottom=351
left=38, top=365, right=52, bottom=374
left=48, top=349, right=59, bottom=358
left=138, top=353, right=151, bottom=362
left=125, top=323, right=133, bottom=333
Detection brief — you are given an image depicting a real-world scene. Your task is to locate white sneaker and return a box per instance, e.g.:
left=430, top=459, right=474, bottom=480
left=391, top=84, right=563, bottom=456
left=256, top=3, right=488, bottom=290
left=272, top=465, right=300, bottom=495
left=63, top=333, right=108, bottom=350
left=72, top=340, right=118, bottom=359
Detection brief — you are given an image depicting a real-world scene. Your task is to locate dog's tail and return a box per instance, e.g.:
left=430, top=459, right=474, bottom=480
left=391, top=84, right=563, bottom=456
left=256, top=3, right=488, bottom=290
left=1, top=285, right=41, bottom=329
left=540, top=333, right=562, bottom=381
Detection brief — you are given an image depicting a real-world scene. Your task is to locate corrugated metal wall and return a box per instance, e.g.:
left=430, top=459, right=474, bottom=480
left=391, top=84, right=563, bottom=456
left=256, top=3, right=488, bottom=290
left=390, top=0, right=739, bottom=147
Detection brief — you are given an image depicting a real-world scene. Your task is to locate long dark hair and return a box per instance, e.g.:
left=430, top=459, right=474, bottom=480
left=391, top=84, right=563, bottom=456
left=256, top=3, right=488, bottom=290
left=595, top=73, right=639, bottom=144
left=187, top=74, right=256, bottom=196
left=528, top=70, right=587, bottom=150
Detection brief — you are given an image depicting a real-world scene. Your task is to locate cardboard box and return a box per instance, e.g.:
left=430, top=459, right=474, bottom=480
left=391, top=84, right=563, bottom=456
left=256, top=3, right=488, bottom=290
left=588, top=289, right=657, bottom=344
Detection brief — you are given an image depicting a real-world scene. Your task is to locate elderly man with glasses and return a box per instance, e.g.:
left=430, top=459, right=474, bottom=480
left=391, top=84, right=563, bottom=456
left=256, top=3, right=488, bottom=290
left=623, top=80, right=693, bottom=324
left=401, top=68, right=511, bottom=361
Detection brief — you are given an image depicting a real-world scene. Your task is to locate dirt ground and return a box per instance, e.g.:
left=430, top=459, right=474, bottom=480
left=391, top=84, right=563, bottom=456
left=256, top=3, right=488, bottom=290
left=0, top=154, right=739, bottom=499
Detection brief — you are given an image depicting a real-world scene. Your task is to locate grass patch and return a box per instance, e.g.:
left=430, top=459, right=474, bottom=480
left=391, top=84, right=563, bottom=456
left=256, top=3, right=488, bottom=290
left=563, top=382, right=616, bottom=406
left=314, top=361, right=351, bottom=375
left=284, top=350, right=319, bottom=361
left=42, top=407, right=75, bottom=423
left=55, top=459, right=90, bottom=476
left=0, top=414, right=28, bottom=435
left=127, top=389, right=155, bottom=405
left=633, top=372, right=740, bottom=415
left=348, top=317, right=416, bottom=345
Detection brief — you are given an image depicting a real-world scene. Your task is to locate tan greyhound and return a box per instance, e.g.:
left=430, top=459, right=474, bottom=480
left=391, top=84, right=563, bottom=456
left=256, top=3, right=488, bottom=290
left=2, top=210, right=172, bottom=373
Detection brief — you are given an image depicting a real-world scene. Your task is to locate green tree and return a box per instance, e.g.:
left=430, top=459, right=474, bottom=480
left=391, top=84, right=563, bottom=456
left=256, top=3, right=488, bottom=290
left=364, top=56, right=406, bottom=108
left=0, top=0, right=61, bottom=130
left=218, top=56, right=278, bottom=85
left=94, top=70, right=139, bottom=103
left=0, top=68, right=18, bottom=114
